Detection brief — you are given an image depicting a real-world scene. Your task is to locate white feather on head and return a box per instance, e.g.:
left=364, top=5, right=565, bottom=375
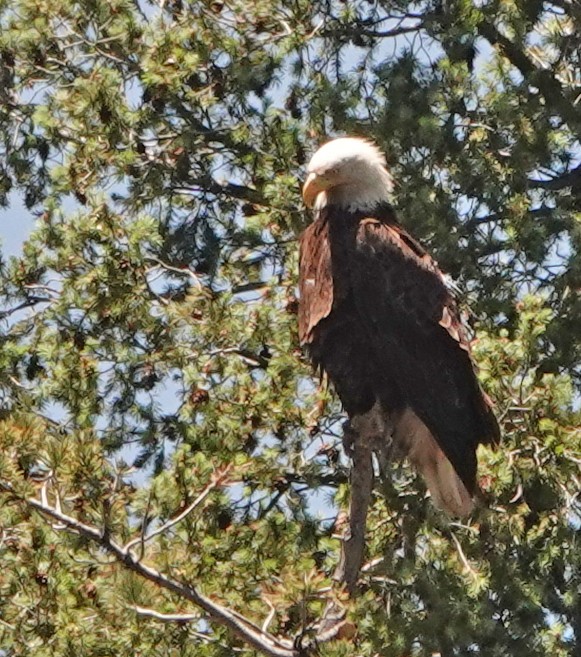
left=303, top=137, right=394, bottom=212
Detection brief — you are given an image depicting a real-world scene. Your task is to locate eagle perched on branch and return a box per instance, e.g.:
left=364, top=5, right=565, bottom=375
left=299, top=137, right=499, bottom=516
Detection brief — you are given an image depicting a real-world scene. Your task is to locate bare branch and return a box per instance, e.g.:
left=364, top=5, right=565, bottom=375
left=528, top=162, right=581, bottom=191
left=172, top=179, right=265, bottom=205
left=450, top=532, right=478, bottom=583
left=124, top=465, right=232, bottom=553
left=0, top=296, right=51, bottom=319
left=145, top=257, right=203, bottom=287
left=359, top=24, right=422, bottom=38
left=131, top=605, right=197, bottom=622
left=0, top=478, right=359, bottom=656
left=321, top=23, right=422, bottom=39
left=0, top=480, right=296, bottom=657
left=262, top=597, right=277, bottom=634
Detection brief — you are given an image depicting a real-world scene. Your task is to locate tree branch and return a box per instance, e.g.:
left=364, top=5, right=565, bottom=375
left=359, top=24, right=422, bottom=38
left=477, top=19, right=581, bottom=137
left=0, top=296, right=51, bottom=319
left=0, top=480, right=352, bottom=656
left=0, top=481, right=296, bottom=657
left=463, top=205, right=571, bottom=231
left=333, top=423, right=375, bottom=595
left=528, top=162, right=581, bottom=191
left=322, top=23, right=422, bottom=39
left=124, top=464, right=232, bottom=553
left=172, top=179, right=265, bottom=205
left=131, top=605, right=197, bottom=622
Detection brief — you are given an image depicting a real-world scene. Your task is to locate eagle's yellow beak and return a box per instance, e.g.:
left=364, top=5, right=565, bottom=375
left=302, top=172, right=324, bottom=208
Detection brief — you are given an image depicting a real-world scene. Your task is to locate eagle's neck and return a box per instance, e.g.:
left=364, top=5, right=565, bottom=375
left=314, top=167, right=393, bottom=213
left=316, top=202, right=396, bottom=229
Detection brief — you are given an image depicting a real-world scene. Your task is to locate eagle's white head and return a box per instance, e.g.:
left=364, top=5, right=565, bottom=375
left=302, top=137, right=394, bottom=212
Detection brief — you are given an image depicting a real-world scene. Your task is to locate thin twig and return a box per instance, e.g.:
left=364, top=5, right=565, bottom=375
left=145, top=257, right=203, bottom=288
left=124, top=465, right=232, bottom=553
left=450, top=533, right=478, bottom=583
left=262, top=597, right=276, bottom=634
left=130, top=605, right=197, bottom=622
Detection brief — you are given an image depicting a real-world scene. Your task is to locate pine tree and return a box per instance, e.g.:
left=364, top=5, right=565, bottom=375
left=0, top=1, right=580, bottom=655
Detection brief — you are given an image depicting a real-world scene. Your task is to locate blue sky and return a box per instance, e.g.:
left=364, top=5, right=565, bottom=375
left=0, top=192, right=35, bottom=259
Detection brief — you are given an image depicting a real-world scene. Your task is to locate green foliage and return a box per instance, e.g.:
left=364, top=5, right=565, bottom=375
left=0, top=0, right=580, bottom=655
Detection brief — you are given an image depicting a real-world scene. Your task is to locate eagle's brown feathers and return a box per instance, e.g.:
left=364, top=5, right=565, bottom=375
left=299, top=137, right=499, bottom=515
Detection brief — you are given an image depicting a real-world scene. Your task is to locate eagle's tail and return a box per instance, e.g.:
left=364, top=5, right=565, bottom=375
left=394, top=408, right=474, bottom=517
left=418, top=451, right=473, bottom=517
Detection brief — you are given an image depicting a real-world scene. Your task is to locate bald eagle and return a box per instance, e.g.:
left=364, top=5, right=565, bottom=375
left=299, top=137, right=499, bottom=516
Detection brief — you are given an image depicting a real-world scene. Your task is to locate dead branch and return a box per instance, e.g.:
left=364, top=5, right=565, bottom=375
left=131, top=605, right=197, bottom=622
left=0, top=479, right=351, bottom=657
left=124, top=464, right=232, bottom=553
left=0, top=480, right=295, bottom=657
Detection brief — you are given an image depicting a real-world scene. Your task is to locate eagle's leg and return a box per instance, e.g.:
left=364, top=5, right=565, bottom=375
left=335, top=402, right=392, bottom=594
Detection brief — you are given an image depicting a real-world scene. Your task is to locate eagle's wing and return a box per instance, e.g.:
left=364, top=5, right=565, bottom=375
left=298, top=218, right=333, bottom=345
left=349, top=217, right=499, bottom=495
left=361, top=218, right=474, bottom=350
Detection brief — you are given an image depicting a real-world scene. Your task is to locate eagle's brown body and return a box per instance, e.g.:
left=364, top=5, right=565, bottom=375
left=299, top=200, right=499, bottom=512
